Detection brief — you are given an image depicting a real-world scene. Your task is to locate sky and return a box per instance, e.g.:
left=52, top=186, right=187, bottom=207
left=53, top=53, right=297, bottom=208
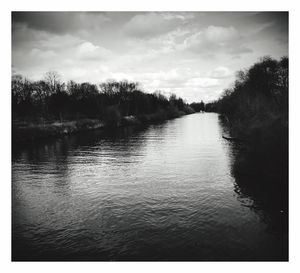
left=12, top=12, right=288, bottom=103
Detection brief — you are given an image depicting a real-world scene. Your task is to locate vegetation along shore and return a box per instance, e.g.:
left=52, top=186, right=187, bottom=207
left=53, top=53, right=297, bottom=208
left=12, top=74, right=195, bottom=143
left=192, top=56, right=288, bottom=208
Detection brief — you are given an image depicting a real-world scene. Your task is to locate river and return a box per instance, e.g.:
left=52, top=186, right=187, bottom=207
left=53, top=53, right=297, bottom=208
left=12, top=113, right=288, bottom=261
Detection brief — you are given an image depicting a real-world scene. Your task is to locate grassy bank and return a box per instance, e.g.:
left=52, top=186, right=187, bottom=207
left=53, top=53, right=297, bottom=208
left=12, top=106, right=194, bottom=144
left=12, top=76, right=195, bottom=143
left=12, top=119, right=105, bottom=143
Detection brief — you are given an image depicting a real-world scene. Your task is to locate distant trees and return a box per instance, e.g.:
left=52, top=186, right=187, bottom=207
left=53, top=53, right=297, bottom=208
left=190, top=101, right=205, bottom=112
left=206, top=56, right=288, bottom=121
left=12, top=74, right=39, bottom=118
left=170, top=93, right=184, bottom=110
left=44, top=71, right=62, bottom=95
left=212, top=56, right=289, bottom=190
left=189, top=56, right=288, bottom=117
left=12, top=72, right=193, bottom=122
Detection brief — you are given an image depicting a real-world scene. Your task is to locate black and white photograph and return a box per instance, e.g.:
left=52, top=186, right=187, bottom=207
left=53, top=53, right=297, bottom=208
left=9, top=8, right=290, bottom=263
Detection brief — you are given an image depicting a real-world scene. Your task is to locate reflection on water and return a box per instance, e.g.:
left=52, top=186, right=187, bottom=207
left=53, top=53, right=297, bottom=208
left=12, top=113, right=288, bottom=261
left=220, top=117, right=288, bottom=241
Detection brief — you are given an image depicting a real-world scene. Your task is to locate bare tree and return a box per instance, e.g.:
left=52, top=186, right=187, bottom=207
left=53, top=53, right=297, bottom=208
left=44, top=71, right=61, bottom=94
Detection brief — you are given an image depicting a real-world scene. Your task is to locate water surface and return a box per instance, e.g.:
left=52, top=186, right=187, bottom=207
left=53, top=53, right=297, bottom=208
left=12, top=113, right=288, bottom=260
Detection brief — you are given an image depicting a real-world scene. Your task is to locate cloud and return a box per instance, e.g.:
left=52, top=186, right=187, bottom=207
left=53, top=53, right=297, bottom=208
left=12, top=22, right=112, bottom=81
left=11, top=12, right=288, bottom=103
left=209, top=66, right=232, bottom=79
left=76, top=42, right=111, bottom=61
left=12, top=22, right=84, bottom=51
left=185, top=77, right=220, bottom=88
left=183, top=26, right=239, bottom=49
left=247, top=12, right=288, bottom=45
left=203, top=25, right=239, bottom=42
left=181, top=25, right=252, bottom=56
left=29, top=48, right=57, bottom=59
left=123, top=12, right=193, bottom=38
left=12, top=12, right=111, bottom=34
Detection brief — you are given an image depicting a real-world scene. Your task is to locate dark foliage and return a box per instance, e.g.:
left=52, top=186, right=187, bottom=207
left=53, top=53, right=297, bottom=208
left=208, top=56, right=289, bottom=238
left=190, top=101, right=205, bottom=112
left=214, top=56, right=288, bottom=205
left=12, top=74, right=192, bottom=124
left=206, top=56, right=288, bottom=119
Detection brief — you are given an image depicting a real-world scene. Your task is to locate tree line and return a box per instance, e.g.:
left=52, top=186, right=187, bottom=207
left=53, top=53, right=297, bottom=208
left=201, top=56, right=288, bottom=187
left=204, top=56, right=288, bottom=120
left=12, top=71, right=194, bottom=123
left=190, top=56, right=288, bottom=119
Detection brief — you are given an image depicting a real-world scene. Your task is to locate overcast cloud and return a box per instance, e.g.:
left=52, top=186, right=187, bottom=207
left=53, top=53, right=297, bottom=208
left=12, top=12, right=288, bottom=102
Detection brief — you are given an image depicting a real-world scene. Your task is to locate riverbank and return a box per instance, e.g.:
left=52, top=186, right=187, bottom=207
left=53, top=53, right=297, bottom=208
left=12, top=108, right=194, bottom=144
left=207, top=57, right=288, bottom=192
